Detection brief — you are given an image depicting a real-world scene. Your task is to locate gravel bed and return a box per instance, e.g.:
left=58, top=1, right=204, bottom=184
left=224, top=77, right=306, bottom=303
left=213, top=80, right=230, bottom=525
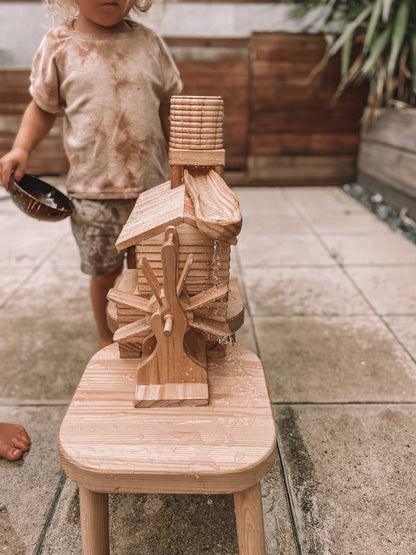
left=343, top=182, right=416, bottom=245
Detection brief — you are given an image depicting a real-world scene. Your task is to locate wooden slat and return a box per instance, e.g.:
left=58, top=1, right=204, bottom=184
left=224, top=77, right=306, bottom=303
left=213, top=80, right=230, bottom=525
left=0, top=69, right=69, bottom=176
left=360, top=107, right=416, bottom=152
left=248, top=155, right=357, bottom=181
left=358, top=141, right=416, bottom=199
left=246, top=32, right=367, bottom=184
left=250, top=133, right=359, bottom=156
left=0, top=31, right=369, bottom=184
left=59, top=342, right=277, bottom=494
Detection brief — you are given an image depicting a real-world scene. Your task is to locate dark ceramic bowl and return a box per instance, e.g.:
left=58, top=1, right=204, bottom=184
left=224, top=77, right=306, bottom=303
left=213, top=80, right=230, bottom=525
left=8, top=174, right=73, bottom=221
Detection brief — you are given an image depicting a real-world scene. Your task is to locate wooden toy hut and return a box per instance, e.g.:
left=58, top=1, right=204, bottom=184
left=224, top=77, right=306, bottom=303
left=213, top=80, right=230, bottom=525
left=108, top=96, right=243, bottom=407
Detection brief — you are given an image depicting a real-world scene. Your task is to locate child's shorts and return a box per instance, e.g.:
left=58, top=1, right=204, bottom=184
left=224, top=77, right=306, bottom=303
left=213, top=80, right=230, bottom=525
left=70, top=198, right=136, bottom=276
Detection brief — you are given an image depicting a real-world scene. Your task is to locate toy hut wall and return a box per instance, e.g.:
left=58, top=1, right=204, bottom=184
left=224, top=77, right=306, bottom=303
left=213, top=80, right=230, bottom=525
left=115, top=181, right=231, bottom=349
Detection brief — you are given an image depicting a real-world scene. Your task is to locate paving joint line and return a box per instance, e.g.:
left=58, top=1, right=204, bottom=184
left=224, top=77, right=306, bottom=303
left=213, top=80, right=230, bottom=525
left=33, top=471, right=67, bottom=554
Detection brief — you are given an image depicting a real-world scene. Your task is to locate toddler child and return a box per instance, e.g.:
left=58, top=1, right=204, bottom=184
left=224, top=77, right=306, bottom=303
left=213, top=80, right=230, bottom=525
left=0, top=0, right=182, bottom=348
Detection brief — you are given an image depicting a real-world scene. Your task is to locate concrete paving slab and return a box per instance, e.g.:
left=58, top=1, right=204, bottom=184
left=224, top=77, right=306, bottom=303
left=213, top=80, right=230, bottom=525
left=347, top=265, right=416, bottom=315
left=284, top=186, right=369, bottom=214
left=234, top=187, right=299, bottom=217
left=237, top=233, right=336, bottom=268
left=275, top=404, right=416, bottom=555
left=3, top=264, right=91, bottom=317
left=42, top=458, right=297, bottom=554
left=240, top=212, right=312, bottom=235
left=0, top=221, right=69, bottom=268
left=261, top=457, right=299, bottom=555
left=384, top=316, right=416, bottom=361
left=0, top=198, right=19, bottom=223
left=0, top=313, right=96, bottom=401
left=2, top=205, right=71, bottom=236
left=43, top=483, right=240, bottom=554
left=0, top=266, right=34, bottom=307
left=254, top=316, right=416, bottom=403
left=306, top=211, right=391, bottom=235
left=244, top=267, right=373, bottom=316
left=1, top=185, right=416, bottom=553
left=37, top=480, right=81, bottom=554
left=43, top=234, right=82, bottom=268
left=320, top=232, right=416, bottom=265
left=283, top=188, right=389, bottom=233
left=0, top=405, right=66, bottom=554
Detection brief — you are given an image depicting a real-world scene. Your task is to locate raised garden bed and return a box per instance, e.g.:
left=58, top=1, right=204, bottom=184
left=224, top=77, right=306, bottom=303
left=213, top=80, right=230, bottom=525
left=357, top=106, right=416, bottom=220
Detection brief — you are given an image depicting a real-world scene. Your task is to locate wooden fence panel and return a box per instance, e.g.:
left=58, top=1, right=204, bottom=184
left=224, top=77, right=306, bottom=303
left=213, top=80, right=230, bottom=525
left=167, top=38, right=250, bottom=172
left=248, top=32, right=368, bottom=185
left=0, top=69, right=68, bottom=176
left=0, top=33, right=369, bottom=186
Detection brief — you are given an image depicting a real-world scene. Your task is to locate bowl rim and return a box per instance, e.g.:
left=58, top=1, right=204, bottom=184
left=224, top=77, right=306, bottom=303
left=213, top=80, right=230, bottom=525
left=9, top=173, right=74, bottom=215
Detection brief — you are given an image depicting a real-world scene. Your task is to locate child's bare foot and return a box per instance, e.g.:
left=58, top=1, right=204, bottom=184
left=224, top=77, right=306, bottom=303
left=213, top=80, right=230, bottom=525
left=0, top=423, right=30, bottom=461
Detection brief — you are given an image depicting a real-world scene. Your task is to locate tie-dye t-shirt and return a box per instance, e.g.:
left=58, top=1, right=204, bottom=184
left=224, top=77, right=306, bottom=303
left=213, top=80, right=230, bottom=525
left=30, top=20, right=182, bottom=199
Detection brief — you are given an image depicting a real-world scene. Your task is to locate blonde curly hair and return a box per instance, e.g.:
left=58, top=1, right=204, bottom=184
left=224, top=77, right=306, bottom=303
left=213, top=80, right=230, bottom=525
left=45, top=0, right=152, bottom=25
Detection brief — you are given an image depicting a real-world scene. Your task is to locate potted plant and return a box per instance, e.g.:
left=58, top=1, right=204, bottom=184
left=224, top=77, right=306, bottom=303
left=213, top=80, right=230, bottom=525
left=290, top=0, right=416, bottom=217
left=290, top=0, right=416, bottom=121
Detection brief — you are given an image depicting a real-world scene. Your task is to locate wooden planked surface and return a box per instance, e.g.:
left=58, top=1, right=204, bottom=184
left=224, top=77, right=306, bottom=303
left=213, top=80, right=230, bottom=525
left=360, top=107, right=416, bottom=151
left=0, top=69, right=69, bottom=176
left=58, top=342, right=276, bottom=494
left=357, top=107, right=416, bottom=217
left=167, top=37, right=249, bottom=172
left=0, top=33, right=368, bottom=184
left=115, top=183, right=191, bottom=250
left=249, top=154, right=357, bottom=182
left=248, top=32, right=368, bottom=186
left=358, top=142, right=416, bottom=199
left=107, top=270, right=244, bottom=335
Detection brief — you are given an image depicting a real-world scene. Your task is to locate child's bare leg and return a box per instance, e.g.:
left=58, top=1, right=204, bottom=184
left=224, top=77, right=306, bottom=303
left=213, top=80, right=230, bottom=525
left=90, top=265, right=123, bottom=349
left=0, top=423, right=30, bottom=461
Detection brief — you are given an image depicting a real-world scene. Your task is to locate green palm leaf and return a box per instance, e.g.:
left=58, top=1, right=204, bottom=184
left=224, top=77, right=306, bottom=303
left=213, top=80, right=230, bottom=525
left=362, top=25, right=393, bottom=76
left=341, top=34, right=353, bottom=76
left=411, top=30, right=416, bottom=94
left=363, top=0, right=383, bottom=53
left=328, top=4, right=373, bottom=57
left=382, top=0, right=395, bottom=23
left=386, top=0, right=411, bottom=77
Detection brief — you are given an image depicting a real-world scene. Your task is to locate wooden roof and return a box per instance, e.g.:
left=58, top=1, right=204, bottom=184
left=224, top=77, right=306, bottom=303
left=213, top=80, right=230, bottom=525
left=116, top=181, right=197, bottom=250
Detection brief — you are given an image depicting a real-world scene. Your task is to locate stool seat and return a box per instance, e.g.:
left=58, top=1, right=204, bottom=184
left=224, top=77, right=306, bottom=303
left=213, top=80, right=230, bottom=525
left=59, top=343, right=276, bottom=553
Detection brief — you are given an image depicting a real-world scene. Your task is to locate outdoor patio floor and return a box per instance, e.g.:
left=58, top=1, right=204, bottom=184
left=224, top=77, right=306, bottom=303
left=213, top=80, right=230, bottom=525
left=1, top=183, right=416, bottom=554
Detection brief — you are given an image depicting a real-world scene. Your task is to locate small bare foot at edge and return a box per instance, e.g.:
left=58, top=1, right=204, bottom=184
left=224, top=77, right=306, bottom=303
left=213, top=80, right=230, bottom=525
left=0, top=423, right=31, bottom=461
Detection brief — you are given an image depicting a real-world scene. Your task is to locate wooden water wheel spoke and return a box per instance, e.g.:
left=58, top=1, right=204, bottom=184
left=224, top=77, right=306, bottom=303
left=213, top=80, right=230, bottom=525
left=185, top=283, right=228, bottom=312
left=160, top=235, right=188, bottom=339
left=177, top=253, right=193, bottom=296
left=107, top=289, right=153, bottom=314
left=190, top=316, right=230, bottom=338
left=139, top=256, right=164, bottom=308
left=114, top=318, right=152, bottom=342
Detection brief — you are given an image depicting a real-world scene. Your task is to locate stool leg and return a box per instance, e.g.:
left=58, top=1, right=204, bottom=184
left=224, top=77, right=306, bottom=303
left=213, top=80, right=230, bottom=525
left=234, top=482, right=266, bottom=555
left=79, top=487, right=109, bottom=555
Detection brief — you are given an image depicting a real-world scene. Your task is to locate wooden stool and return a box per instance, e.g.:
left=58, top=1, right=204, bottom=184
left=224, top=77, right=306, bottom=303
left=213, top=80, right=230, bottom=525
left=59, top=343, right=276, bottom=554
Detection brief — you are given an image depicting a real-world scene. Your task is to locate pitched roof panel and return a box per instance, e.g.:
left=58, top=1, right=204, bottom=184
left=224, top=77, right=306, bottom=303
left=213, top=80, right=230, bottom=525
left=116, top=182, right=197, bottom=250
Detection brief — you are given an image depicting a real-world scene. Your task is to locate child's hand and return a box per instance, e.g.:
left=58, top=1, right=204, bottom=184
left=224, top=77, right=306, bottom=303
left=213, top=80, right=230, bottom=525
left=0, top=148, right=28, bottom=190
